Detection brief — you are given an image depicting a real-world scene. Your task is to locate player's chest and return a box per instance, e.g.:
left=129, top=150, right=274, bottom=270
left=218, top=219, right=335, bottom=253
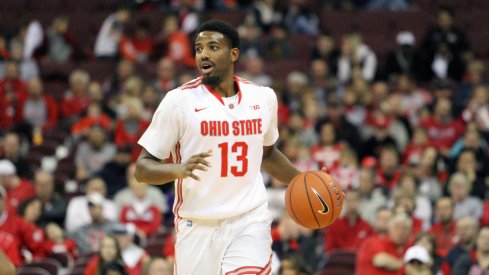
left=184, top=97, right=267, bottom=139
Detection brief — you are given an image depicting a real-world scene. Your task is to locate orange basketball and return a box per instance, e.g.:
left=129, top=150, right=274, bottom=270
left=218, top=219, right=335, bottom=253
left=285, top=171, right=344, bottom=229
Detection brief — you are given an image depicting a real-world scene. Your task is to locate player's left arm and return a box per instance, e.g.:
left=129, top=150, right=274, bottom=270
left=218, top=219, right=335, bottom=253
left=262, top=145, right=300, bottom=184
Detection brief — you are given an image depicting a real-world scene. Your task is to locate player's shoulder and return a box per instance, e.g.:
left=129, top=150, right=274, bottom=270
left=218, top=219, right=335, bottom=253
left=236, top=76, right=275, bottom=95
left=165, top=77, right=203, bottom=101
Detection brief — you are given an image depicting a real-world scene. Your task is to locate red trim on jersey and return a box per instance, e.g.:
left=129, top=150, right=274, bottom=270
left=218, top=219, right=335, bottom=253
left=225, top=254, right=272, bottom=275
left=173, top=142, right=183, bottom=233
left=180, top=77, right=202, bottom=90
left=203, top=76, right=243, bottom=106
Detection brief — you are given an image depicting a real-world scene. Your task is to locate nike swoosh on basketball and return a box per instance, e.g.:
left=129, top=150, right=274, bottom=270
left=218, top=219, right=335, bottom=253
left=194, top=107, right=208, bottom=112
left=311, top=187, right=329, bottom=215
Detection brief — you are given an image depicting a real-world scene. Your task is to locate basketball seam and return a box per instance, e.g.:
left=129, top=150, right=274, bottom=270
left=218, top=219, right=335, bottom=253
left=288, top=178, right=307, bottom=228
left=304, top=172, right=321, bottom=229
left=311, top=172, right=336, bottom=225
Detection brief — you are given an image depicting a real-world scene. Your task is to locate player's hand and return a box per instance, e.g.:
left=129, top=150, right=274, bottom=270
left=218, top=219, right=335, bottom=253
left=179, top=150, right=212, bottom=181
left=320, top=167, right=328, bottom=173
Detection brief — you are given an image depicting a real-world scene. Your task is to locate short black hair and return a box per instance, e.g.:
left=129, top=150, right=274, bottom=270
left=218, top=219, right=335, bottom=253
left=195, top=20, right=240, bottom=49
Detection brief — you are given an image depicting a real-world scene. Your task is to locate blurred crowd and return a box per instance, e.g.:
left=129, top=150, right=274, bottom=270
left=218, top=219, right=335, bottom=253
left=0, top=0, right=488, bottom=274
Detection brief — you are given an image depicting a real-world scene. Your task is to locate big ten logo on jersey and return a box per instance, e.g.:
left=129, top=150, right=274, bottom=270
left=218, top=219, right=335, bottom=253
left=250, top=104, right=260, bottom=110
left=200, top=119, right=262, bottom=137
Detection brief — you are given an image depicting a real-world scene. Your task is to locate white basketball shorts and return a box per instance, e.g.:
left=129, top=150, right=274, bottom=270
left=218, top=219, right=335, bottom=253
left=174, top=203, right=273, bottom=275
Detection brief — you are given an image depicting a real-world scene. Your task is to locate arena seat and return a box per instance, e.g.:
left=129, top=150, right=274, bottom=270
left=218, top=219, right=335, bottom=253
left=21, top=258, right=61, bottom=275
left=17, top=267, right=50, bottom=275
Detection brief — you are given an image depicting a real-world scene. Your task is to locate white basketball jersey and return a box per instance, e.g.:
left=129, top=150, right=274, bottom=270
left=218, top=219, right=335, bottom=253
left=138, top=76, right=279, bottom=220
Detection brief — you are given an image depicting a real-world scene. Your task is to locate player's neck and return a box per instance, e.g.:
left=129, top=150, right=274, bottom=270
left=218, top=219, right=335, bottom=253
left=211, top=75, right=236, bottom=98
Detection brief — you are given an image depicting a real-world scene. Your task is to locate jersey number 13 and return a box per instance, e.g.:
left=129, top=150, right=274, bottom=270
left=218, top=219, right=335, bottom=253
left=218, top=142, right=248, bottom=177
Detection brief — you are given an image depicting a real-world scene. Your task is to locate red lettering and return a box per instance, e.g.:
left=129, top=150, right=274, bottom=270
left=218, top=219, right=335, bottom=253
left=257, top=118, right=262, bottom=134
left=222, top=121, right=229, bottom=136
left=201, top=121, right=208, bottom=136
left=209, top=121, right=217, bottom=136
left=239, top=120, right=246, bottom=135
left=245, top=120, right=253, bottom=135
left=232, top=121, right=240, bottom=136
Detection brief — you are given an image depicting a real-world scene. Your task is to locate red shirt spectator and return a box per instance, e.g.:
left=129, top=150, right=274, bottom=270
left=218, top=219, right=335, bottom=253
left=114, top=119, right=149, bottom=147
left=481, top=200, right=489, bottom=226
left=429, top=197, right=457, bottom=257
left=325, top=215, right=373, bottom=252
left=356, top=213, right=412, bottom=275
left=0, top=159, right=35, bottom=211
left=71, top=103, right=113, bottom=137
left=120, top=204, right=161, bottom=237
left=0, top=230, right=22, bottom=266
left=119, top=20, right=154, bottom=63
left=61, top=70, right=91, bottom=118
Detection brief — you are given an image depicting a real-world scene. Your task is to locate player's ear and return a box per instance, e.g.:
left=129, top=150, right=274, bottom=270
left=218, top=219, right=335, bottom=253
left=230, top=48, right=239, bottom=62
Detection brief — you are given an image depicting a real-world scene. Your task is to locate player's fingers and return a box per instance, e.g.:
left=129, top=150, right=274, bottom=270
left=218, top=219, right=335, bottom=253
left=193, top=150, right=213, bottom=158
left=188, top=163, right=207, bottom=172
left=193, top=157, right=211, bottom=167
left=188, top=172, right=201, bottom=181
left=320, top=166, right=328, bottom=173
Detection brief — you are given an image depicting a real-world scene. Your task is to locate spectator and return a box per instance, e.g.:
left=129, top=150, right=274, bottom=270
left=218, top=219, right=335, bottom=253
left=283, top=0, right=320, bottom=36
left=33, top=170, right=67, bottom=227
left=0, top=34, right=9, bottom=61
left=330, top=146, right=360, bottom=190
left=395, top=74, right=433, bottom=126
left=337, top=33, right=377, bottom=83
left=85, top=235, right=126, bottom=275
left=238, top=22, right=265, bottom=59
left=384, top=31, right=423, bottom=82
left=0, top=42, right=39, bottom=81
left=311, top=121, right=345, bottom=171
left=0, top=132, right=30, bottom=179
left=114, top=164, right=168, bottom=221
left=151, top=57, right=179, bottom=99
left=421, top=6, right=470, bottom=66
left=454, top=60, right=487, bottom=115
left=391, top=192, right=423, bottom=234
left=94, top=6, right=131, bottom=59
left=113, top=223, right=150, bottom=275
left=18, top=197, right=42, bottom=225
left=429, top=197, right=456, bottom=257
left=141, top=85, right=159, bottom=121
left=101, top=260, right=129, bottom=275
left=61, top=69, right=91, bottom=119
left=246, top=0, right=282, bottom=34
left=356, top=213, right=412, bottom=275
left=75, top=125, right=116, bottom=181
left=453, top=226, right=489, bottom=275
left=308, top=59, right=337, bottom=106
left=153, top=15, right=194, bottom=68
left=427, top=41, right=465, bottom=82
left=282, top=70, right=310, bottom=112
left=45, top=16, right=84, bottom=62
left=420, top=97, right=465, bottom=157
left=41, top=222, right=77, bottom=258
left=142, top=257, right=172, bottom=275
left=403, top=245, right=433, bottom=275
left=0, top=62, right=28, bottom=101
left=452, top=148, right=487, bottom=200
left=372, top=207, right=393, bottom=237
left=402, top=127, right=431, bottom=166
left=0, top=159, right=35, bottom=212
left=114, top=97, right=149, bottom=150
left=443, top=216, right=479, bottom=274
left=414, top=232, right=443, bottom=275
left=362, top=111, right=398, bottom=158
left=104, top=59, right=135, bottom=99
left=324, top=188, right=373, bottom=252
left=415, top=146, right=444, bottom=202
left=68, top=192, right=117, bottom=255
left=71, top=103, right=113, bottom=140
left=119, top=176, right=162, bottom=239
left=462, top=85, right=489, bottom=135
left=265, top=25, right=293, bottom=61
left=65, top=177, right=117, bottom=232
left=357, top=168, right=387, bottom=224
left=374, top=146, right=401, bottom=192
left=448, top=172, right=483, bottom=220
left=0, top=185, right=45, bottom=264
left=16, top=77, right=58, bottom=130
left=310, top=33, right=340, bottom=76
left=120, top=20, right=154, bottom=63
left=97, top=145, right=132, bottom=198
left=238, top=56, right=272, bottom=86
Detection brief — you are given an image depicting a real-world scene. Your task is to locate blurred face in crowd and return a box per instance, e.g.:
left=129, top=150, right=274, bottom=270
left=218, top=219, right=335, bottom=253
left=117, top=60, right=134, bottom=80
left=157, top=58, right=175, bottom=81
left=35, top=171, right=55, bottom=200
left=23, top=198, right=42, bottom=223
left=310, top=59, right=329, bottom=80
left=5, top=63, right=20, bottom=79
left=435, top=198, right=454, bottom=224
left=450, top=179, right=469, bottom=202
left=375, top=208, right=392, bottom=234
left=415, top=234, right=434, bottom=254
left=399, top=174, right=417, bottom=194
left=146, top=258, right=172, bottom=275
left=437, top=10, right=453, bottom=30
left=89, top=203, right=104, bottom=222
left=2, top=133, right=21, bottom=158
left=317, top=34, right=335, bottom=55
left=472, top=86, right=489, bottom=105
left=456, top=216, right=478, bottom=245
left=379, top=148, right=399, bottom=172
left=88, top=126, right=107, bottom=149
left=345, top=190, right=360, bottom=217
left=86, top=178, right=107, bottom=197
left=28, top=78, right=43, bottom=99
left=434, top=98, right=452, bottom=122
left=456, top=151, right=477, bottom=173
left=477, top=228, right=489, bottom=254
left=358, top=169, right=374, bottom=194
left=319, top=122, right=336, bottom=146
left=100, top=237, right=118, bottom=262
left=115, top=233, right=132, bottom=250
left=70, top=71, right=89, bottom=94
left=245, top=57, right=265, bottom=76
left=463, top=129, right=481, bottom=149
left=388, top=217, right=411, bottom=246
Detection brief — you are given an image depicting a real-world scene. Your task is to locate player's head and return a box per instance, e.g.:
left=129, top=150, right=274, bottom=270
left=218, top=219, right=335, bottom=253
left=194, top=20, right=240, bottom=86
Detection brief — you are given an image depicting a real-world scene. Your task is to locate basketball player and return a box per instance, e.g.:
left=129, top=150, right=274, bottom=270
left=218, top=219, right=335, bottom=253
left=135, top=20, right=301, bottom=274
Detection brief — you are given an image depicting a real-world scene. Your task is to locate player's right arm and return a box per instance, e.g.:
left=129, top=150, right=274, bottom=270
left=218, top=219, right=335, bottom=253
left=135, top=148, right=212, bottom=184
